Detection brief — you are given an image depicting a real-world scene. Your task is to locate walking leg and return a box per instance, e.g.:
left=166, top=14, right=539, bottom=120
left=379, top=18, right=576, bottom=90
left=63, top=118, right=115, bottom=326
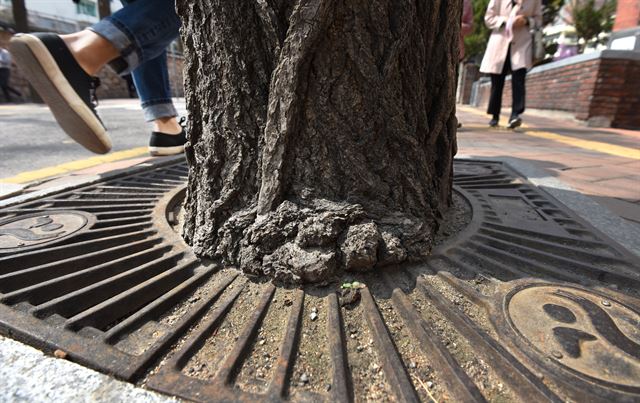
left=487, top=72, right=506, bottom=123
left=511, top=68, right=527, bottom=116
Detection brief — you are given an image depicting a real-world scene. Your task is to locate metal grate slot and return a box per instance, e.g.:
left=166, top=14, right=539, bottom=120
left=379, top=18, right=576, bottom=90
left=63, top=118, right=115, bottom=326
left=0, top=158, right=638, bottom=402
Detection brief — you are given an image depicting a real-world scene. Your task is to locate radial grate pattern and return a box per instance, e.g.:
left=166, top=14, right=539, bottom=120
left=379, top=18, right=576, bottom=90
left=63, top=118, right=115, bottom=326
left=0, top=158, right=639, bottom=402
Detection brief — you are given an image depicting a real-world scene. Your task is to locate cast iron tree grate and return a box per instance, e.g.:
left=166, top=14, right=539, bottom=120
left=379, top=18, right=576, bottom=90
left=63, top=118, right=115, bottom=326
left=0, top=157, right=639, bottom=402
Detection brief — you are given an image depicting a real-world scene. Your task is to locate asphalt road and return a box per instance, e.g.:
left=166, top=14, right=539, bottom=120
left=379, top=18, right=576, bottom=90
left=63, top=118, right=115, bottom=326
left=0, top=98, right=186, bottom=179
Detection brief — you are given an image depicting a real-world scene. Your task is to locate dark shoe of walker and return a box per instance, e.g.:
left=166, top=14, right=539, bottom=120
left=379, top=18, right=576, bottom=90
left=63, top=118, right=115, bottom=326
left=9, top=33, right=111, bottom=154
left=508, top=115, right=522, bottom=129
left=148, top=117, right=187, bottom=156
left=489, top=117, right=499, bottom=127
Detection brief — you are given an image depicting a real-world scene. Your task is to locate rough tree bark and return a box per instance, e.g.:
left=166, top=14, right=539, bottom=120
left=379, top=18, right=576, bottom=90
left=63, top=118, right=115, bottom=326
left=177, top=0, right=460, bottom=284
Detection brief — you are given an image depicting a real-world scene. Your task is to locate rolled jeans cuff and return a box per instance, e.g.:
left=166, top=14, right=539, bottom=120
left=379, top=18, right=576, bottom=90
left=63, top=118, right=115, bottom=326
left=143, top=101, right=177, bottom=122
left=89, top=19, right=140, bottom=75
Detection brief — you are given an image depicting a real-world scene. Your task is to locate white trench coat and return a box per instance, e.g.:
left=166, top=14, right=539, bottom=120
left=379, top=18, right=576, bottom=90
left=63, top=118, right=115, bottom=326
left=480, top=0, right=542, bottom=74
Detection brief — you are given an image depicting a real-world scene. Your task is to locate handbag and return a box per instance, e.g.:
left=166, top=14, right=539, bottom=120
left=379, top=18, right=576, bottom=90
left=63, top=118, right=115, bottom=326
left=532, top=25, right=545, bottom=63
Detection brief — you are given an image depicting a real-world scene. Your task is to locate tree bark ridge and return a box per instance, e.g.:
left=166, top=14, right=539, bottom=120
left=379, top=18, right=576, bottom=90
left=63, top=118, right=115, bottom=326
left=178, top=0, right=461, bottom=283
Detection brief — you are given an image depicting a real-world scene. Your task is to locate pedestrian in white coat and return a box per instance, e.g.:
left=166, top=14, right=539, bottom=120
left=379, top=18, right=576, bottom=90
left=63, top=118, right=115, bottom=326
left=480, top=0, right=542, bottom=128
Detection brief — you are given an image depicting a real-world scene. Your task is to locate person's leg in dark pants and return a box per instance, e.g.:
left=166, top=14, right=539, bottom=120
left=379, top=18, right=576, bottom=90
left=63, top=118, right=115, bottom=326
left=487, top=72, right=506, bottom=125
left=3, top=77, right=22, bottom=100
left=7, top=85, right=21, bottom=98
left=510, top=68, right=526, bottom=117
left=487, top=49, right=512, bottom=126
left=0, top=68, right=12, bottom=102
left=0, top=87, right=11, bottom=102
left=507, top=67, right=526, bottom=128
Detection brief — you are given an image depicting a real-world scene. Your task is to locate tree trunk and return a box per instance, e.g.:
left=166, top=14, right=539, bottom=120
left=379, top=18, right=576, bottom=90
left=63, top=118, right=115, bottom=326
left=177, top=1, right=460, bottom=284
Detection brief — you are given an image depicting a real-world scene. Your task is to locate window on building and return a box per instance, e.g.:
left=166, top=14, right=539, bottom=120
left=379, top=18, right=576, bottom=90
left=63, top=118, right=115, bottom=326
left=76, top=0, right=97, bottom=17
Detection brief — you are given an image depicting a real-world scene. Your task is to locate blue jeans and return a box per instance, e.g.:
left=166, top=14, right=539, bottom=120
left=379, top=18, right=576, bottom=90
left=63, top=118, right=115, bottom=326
left=90, top=0, right=180, bottom=121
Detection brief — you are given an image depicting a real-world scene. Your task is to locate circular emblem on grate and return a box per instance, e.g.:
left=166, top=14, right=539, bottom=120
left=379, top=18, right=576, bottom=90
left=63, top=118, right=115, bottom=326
left=0, top=211, right=95, bottom=253
left=506, top=284, right=640, bottom=391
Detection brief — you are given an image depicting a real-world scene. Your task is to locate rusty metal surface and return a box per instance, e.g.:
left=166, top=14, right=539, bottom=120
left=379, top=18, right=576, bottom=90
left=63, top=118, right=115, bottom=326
left=1, top=158, right=639, bottom=402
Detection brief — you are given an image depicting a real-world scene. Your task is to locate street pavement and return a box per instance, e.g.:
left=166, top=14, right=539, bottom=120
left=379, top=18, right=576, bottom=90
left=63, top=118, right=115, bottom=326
left=0, top=98, right=186, bottom=180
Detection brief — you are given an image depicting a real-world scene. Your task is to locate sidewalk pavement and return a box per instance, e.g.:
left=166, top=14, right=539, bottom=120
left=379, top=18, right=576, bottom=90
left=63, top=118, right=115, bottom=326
left=456, top=105, right=640, bottom=227
left=0, top=98, right=186, bottom=181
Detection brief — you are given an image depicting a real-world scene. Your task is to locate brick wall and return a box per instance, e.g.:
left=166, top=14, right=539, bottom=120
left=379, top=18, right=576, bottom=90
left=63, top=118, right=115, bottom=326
left=614, top=0, right=640, bottom=31
left=472, top=51, right=640, bottom=129
left=95, top=67, right=131, bottom=100
left=1, top=31, right=184, bottom=103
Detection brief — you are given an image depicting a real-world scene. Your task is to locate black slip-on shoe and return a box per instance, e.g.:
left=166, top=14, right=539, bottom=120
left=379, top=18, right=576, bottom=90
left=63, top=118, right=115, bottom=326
left=149, top=130, right=187, bottom=156
left=507, top=115, right=522, bottom=129
left=489, top=117, right=499, bottom=127
left=9, top=33, right=111, bottom=154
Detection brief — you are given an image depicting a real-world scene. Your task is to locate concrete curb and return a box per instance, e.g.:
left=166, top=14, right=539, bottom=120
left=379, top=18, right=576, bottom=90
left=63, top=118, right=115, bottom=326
left=0, top=336, right=179, bottom=403
left=0, top=183, right=26, bottom=200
